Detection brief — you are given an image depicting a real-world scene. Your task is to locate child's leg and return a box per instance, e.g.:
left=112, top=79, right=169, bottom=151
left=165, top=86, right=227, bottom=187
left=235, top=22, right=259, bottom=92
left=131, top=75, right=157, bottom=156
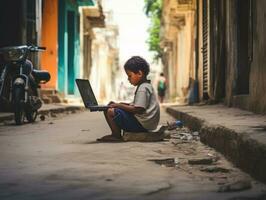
left=158, top=96, right=163, bottom=103
left=104, top=108, right=122, bottom=138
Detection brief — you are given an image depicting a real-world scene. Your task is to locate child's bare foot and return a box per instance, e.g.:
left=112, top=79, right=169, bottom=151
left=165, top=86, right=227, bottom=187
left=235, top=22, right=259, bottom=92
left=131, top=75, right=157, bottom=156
left=97, top=134, right=123, bottom=142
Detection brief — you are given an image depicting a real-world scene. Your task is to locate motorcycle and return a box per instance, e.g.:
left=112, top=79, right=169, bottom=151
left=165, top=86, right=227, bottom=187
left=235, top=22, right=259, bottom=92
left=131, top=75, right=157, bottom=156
left=0, top=45, right=50, bottom=125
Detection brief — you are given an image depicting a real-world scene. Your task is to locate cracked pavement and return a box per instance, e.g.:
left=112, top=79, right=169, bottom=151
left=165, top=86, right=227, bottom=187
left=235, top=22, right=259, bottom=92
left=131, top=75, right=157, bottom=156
left=0, top=109, right=265, bottom=200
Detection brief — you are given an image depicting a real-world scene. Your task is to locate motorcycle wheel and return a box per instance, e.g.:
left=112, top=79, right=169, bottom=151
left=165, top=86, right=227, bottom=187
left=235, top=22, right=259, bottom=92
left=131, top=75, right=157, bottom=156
left=25, top=110, right=38, bottom=123
left=13, top=87, right=25, bottom=125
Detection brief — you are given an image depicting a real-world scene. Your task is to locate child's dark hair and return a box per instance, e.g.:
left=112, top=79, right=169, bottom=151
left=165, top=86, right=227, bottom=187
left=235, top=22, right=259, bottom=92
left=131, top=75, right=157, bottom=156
left=124, top=56, right=150, bottom=76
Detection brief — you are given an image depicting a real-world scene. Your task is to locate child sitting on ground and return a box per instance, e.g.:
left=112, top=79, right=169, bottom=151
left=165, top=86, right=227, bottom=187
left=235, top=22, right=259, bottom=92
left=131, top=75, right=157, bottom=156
left=97, top=56, right=160, bottom=142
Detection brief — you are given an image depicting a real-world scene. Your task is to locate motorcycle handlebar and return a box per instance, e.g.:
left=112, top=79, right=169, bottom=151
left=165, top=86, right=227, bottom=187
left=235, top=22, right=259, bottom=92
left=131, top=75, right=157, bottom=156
left=37, top=47, right=46, bottom=50
left=29, top=46, right=46, bottom=52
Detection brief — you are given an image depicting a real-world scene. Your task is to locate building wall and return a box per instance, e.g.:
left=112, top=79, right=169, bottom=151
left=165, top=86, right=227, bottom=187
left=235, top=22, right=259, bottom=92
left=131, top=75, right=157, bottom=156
left=90, top=24, right=119, bottom=103
left=90, top=31, right=110, bottom=102
left=161, top=0, right=196, bottom=102
left=223, top=0, right=266, bottom=113
left=197, top=0, right=204, bottom=101
left=224, top=0, right=238, bottom=107
left=41, top=0, right=58, bottom=89
left=249, top=0, right=266, bottom=113
left=199, top=0, right=266, bottom=114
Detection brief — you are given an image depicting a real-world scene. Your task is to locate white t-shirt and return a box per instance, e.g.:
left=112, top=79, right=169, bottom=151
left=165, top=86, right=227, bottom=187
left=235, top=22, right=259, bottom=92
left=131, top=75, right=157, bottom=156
left=132, top=82, right=160, bottom=130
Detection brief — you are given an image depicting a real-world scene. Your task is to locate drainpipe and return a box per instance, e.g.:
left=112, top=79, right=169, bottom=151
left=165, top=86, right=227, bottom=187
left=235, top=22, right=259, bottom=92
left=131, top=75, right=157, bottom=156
left=195, top=0, right=199, bottom=81
left=36, top=0, right=42, bottom=69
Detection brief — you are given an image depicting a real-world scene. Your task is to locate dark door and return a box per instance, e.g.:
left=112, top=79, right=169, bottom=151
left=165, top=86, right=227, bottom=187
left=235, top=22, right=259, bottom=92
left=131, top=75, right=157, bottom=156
left=210, top=0, right=226, bottom=100
left=235, top=0, right=252, bottom=95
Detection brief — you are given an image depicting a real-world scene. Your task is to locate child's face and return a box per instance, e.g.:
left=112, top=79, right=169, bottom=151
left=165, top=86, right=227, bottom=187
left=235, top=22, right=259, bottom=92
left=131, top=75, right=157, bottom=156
left=126, top=70, right=143, bottom=86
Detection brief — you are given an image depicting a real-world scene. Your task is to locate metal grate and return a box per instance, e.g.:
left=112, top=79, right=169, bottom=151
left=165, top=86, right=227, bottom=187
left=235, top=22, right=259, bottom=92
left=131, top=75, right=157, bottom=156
left=202, top=0, right=209, bottom=99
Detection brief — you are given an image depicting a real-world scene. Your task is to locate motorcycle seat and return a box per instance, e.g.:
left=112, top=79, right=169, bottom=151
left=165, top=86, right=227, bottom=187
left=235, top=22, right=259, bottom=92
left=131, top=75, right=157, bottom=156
left=32, top=70, right=51, bottom=83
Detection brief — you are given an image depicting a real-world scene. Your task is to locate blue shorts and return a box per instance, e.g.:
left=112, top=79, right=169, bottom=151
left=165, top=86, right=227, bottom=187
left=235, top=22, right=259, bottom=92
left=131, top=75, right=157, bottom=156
left=113, top=108, right=147, bottom=132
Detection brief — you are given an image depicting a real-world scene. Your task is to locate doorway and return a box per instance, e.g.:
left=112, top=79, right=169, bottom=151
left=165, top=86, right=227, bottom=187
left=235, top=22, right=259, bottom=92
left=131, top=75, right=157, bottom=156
left=235, top=0, right=251, bottom=95
left=67, top=11, right=75, bottom=95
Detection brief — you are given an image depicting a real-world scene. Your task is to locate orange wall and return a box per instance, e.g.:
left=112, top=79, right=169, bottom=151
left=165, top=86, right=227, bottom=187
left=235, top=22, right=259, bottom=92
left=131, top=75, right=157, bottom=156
left=41, top=0, right=58, bottom=89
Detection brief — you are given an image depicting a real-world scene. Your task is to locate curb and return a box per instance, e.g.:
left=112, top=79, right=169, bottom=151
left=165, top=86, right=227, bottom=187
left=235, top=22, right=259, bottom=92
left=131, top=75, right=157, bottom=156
left=39, top=106, right=85, bottom=116
left=0, top=105, right=85, bottom=123
left=166, top=106, right=266, bottom=184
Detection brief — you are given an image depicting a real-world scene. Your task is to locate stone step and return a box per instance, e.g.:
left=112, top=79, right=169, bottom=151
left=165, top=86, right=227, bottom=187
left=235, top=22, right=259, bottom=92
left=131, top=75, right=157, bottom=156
left=40, top=89, right=57, bottom=96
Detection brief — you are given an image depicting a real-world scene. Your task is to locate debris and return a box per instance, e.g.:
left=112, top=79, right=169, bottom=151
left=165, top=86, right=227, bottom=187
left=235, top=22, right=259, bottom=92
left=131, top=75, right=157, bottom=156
left=167, top=120, right=183, bottom=130
left=149, top=158, right=178, bottom=167
left=200, top=166, right=230, bottom=173
left=168, top=126, right=200, bottom=142
left=170, top=139, right=189, bottom=145
left=207, top=153, right=213, bottom=157
left=218, top=180, right=252, bottom=192
left=40, top=115, right=45, bottom=121
left=192, top=131, right=199, bottom=136
left=174, top=158, right=179, bottom=165
left=207, top=153, right=220, bottom=162
left=194, top=136, right=200, bottom=141
left=188, top=158, right=213, bottom=165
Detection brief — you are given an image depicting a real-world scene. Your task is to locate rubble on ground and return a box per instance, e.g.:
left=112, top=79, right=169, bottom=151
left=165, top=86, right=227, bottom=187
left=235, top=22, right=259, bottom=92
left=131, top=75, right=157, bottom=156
left=165, top=126, right=200, bottom=144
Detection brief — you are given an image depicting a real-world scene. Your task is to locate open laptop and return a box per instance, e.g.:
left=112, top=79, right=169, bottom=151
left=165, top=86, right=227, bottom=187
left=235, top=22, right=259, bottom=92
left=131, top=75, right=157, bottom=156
left=75, top=79, right=110, bottom=112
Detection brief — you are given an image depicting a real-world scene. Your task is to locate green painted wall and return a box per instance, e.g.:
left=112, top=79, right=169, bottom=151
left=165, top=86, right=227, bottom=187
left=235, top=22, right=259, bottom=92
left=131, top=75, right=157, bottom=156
left=58, top=0, right=94, bottom=96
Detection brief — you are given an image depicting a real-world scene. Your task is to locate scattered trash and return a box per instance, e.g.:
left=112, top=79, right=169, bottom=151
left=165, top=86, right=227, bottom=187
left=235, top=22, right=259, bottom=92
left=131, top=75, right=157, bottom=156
left=167, top=120, right=183, bottom=130
left=218, top=180, right=252, bottom=192
left=167, top=125, right=200, bottom=143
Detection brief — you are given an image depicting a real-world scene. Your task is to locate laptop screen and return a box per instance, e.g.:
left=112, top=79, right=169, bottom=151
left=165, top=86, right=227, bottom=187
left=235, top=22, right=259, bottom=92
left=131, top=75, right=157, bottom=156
left=75, top=79, right=98, bottom=107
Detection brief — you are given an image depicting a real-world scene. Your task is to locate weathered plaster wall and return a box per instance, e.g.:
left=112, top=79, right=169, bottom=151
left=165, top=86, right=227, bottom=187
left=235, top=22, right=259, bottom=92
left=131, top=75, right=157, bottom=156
left=197, top=0, right=204, bottom=101
left=41, top=0, right=58, bottom=89
left=249, top=0, right=266, bottom=113
left=161, top=0, right=196, bottom=102
left=225, top=0, right=238, bottom=107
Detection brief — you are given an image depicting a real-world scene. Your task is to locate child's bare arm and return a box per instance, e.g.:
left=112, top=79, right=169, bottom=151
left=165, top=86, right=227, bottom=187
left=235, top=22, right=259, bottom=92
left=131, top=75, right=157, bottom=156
left=109, top=102, right=144, bottom=114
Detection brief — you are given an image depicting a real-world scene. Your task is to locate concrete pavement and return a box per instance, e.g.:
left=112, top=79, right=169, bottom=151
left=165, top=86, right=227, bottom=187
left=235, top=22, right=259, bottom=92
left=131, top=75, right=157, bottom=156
left=0, top=103, right=84, bottom=123
left=2, top=102, right=266, bottom=185
left=165, top=104, right=266, bottom=184
left=0, top=107, right=265, bottom=199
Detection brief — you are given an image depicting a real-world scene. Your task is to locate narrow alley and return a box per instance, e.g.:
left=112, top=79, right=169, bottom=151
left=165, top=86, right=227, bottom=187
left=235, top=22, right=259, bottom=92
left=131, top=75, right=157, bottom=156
left=1, top=0, right=266, bottom=199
